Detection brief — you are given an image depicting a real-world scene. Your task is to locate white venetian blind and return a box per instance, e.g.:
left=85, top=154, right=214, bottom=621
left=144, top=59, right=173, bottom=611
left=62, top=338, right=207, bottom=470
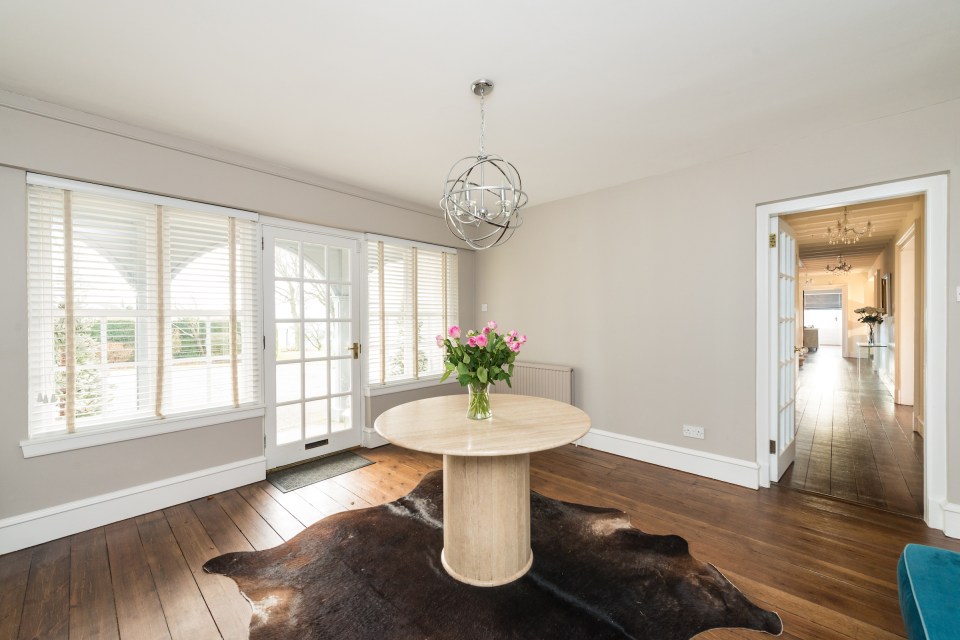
left=367, top=237, right=458, bottom=385
left=27, top=176, right=260, bottom=438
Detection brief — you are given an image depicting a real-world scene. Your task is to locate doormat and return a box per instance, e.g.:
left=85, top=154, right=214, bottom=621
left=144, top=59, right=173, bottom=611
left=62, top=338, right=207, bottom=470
left=267, top=451, right=374, bottom=492
left=205, top=470, right=783, bottom=639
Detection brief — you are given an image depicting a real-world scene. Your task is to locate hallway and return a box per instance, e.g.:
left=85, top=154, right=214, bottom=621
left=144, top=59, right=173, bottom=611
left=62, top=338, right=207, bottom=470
left=777, top=345, right=924, bottom=517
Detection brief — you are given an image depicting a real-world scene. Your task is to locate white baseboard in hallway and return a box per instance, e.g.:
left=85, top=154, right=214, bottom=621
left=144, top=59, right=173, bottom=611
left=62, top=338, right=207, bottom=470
left=578, top=428, right=760, bottom=489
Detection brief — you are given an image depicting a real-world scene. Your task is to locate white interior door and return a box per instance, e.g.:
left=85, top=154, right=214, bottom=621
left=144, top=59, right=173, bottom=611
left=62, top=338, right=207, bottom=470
left=263, top=225, right=362, bottom=469
left=770, top=217, right=798, bottom=480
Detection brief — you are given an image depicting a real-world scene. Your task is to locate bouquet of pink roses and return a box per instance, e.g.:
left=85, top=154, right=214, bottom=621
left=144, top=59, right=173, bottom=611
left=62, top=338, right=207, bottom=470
left=437, top=321, right=525, bottom=387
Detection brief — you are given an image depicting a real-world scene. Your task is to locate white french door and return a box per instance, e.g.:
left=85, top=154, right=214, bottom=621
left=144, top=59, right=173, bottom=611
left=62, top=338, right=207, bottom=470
left=770, top=216, right=798, bottom=481
left=262, top=225, right=362, bottom=469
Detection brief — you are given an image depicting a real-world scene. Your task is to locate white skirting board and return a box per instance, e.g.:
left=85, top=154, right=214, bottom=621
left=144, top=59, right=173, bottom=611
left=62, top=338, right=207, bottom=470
left=362, top=426, right=389, bottom=448
left=578, top=428, right=760, bottom=489
left=0, top=456, right=266, bottom=555
left=939, top=502, right=960, bottom=539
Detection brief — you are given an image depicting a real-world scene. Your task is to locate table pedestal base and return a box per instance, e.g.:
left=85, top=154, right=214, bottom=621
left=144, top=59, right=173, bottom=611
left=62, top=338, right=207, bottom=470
left=441, top=452, right=532, bottom=587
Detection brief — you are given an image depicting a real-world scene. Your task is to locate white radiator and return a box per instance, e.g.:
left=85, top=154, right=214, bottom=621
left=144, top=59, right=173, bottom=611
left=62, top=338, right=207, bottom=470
left=496, top=361, right=573, bottom=404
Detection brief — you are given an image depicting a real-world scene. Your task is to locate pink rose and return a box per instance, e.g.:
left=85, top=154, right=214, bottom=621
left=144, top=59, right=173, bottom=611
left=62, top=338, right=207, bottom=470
left=436, top=335, right=444, bottom=348
left=508, top=329, right=518, bottom=339
left=487, top=320, right=498, bottom=331
left=482, top=326, right=490, bottom=334
left=448, top=325, right=461, bottom=339
left=518, top=334, right=527, bottom=344
left=476, top=333, right=488, bottom=347
left=467, top=336, right=477, bottom=347
left=509, top=341, right=521, bottom=352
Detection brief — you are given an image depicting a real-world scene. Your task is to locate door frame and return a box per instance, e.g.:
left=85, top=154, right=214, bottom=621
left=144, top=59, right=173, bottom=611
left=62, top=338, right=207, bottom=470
left=755, top=174, right=948, bottom=534
left=894, top=224, right=917, bottom=407
left=259, top=216, right=366, bottom=469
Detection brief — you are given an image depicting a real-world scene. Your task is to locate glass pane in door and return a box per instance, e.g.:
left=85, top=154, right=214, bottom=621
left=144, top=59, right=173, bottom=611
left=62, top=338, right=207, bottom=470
left=267, top=230, right=358, bottom=469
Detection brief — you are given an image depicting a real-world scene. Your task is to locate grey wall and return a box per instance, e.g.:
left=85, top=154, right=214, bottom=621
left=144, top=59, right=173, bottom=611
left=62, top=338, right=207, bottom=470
left=0, top=105, right=475, bottom=520
left=476, top=99, right=960, bottom=501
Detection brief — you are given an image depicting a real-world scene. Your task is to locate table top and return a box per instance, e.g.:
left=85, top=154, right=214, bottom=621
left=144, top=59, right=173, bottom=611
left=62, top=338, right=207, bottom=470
left=374, top=394, right=591, bottom=457
left=856, top=342, right=888, bottom=348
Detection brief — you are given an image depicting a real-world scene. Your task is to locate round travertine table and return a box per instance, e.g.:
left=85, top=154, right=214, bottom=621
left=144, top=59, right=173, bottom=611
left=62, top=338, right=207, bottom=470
left=374, top=394, right=591, bottom=587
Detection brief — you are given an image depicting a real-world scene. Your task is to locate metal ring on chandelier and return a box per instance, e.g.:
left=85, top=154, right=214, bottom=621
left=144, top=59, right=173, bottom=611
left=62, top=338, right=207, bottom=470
left=440, top=79, right=528, bottom=250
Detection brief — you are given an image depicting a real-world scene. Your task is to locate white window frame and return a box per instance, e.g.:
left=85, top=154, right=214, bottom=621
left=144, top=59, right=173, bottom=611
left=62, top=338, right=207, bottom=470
left=363, top=234, right=459, bottom=394
left=21, top=174, right=264, bottom=457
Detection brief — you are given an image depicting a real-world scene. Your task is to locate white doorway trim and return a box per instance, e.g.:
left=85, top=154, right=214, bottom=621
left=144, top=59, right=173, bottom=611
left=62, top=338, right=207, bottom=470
left=755, top=174, right=949, bottom=535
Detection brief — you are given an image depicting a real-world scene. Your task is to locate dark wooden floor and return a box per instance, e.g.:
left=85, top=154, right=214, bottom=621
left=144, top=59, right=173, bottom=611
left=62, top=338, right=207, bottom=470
left=779, top=346, right=924, bottom=517
left=3, top=442, right=958, bottom=639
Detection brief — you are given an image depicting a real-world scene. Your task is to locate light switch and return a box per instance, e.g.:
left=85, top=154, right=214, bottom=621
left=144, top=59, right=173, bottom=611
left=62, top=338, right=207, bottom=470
left=956, top=286, right=960, bottom=302
left=481, top=303, right=488, bottom=312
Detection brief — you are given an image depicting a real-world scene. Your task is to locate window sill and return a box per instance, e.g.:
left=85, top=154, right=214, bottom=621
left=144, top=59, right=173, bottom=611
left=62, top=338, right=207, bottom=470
left=20, top=405, right=266, bottom=458
left=364, top=376, right=458, bottom=397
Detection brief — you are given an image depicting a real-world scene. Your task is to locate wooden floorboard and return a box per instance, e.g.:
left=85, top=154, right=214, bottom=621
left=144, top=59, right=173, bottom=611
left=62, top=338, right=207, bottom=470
left=3, top=442, right=959, bottom=639
left=0, top=548, right=33, bottom=639
left=778, top=346, right=924, bottom=517
left=103, top=519, right=170, bottom=640
left=211, top=490, right=284, bottom=551
left=135, top=511, right=221, bottom=640
left=162, top=504, right=251, bottom=640
left=68, top=528, right=118, bottom=640
left=18, top=536, right=70, bottom=640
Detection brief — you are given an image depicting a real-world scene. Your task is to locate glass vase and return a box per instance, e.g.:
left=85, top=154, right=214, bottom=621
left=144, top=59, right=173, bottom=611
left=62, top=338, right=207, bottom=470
left=868, top=324, right=875, bottom=345
left=466, top=382, right=492, bottom=420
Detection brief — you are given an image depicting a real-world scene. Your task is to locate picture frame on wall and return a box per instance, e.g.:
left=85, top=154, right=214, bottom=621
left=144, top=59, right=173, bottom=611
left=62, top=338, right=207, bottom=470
left=881, top=273, right=892, bottom=315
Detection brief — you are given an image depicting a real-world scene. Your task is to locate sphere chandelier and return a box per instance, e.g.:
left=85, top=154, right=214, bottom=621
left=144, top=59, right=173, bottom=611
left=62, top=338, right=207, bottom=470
left=441, top=79, right=528, bottom=250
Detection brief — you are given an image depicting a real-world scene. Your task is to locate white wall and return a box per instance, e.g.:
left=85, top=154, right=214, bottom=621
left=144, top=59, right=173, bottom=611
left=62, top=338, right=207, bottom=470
left=803, top=309, right=842, bottom=346
left=0, top=102, right=475, bottom=525
left=899, top=236, right=917, bottom=405
left=869, top=245, right=897, bottom=393
left=476, top=99, right=960, bottom=503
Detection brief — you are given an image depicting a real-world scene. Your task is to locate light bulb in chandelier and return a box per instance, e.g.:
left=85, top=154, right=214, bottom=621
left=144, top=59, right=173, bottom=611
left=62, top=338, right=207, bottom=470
left=440, top=79, right=528, bottom=250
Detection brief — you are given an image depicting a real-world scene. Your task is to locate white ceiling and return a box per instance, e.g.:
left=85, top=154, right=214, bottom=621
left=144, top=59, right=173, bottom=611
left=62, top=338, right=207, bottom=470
left=0, top=1, right=958, bottom=213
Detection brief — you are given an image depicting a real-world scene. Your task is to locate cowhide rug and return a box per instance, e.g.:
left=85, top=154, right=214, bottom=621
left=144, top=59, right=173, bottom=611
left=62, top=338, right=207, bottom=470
left=204, top=471, right=783, bottom=639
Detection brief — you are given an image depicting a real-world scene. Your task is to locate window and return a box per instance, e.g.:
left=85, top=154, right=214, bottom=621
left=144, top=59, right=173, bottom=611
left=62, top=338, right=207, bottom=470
left=367, top=237, right=458, bottom=386
left=27, top=175, right=260, bottom=439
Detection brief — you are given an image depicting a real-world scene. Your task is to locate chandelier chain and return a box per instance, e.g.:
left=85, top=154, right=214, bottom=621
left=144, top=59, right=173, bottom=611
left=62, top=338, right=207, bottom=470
left=478, top=88, right=486, bottom=156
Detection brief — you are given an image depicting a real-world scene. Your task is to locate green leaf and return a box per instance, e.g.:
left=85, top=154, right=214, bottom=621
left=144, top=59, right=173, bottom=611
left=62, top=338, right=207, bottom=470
left=505, top=377, right=513, bottom=388
left=477, top=367, right=487, bottom=383
left=457, top=362, right=469, bottom=377
left=508, top=363, right=515, bottom=375
left=463, top=354, right=471, bottom=365
left=439, top=369, right=451, bottom=383
left=444, top=361, right=455, bottom=370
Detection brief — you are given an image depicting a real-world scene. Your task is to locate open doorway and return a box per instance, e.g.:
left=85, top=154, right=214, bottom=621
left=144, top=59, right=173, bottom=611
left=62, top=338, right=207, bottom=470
left=764, top=192, right=929, bottom=518
left=756, top=174, right=960, bottom=536
left=802, top=288, right=844, bottom=350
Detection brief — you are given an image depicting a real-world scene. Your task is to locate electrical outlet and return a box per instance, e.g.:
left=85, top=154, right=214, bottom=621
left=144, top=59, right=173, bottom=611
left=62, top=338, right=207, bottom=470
left=481, top=303, right=488, bottom=312
left=682, top=424, right=705, bottom=439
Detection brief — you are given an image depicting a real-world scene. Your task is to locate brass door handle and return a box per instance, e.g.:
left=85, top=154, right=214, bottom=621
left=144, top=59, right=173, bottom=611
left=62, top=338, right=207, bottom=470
left=349, top=342, right=361, bottom=359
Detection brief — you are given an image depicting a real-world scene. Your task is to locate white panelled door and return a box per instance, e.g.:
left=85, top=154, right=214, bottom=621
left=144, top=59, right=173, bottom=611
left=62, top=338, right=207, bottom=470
left=263, top=226, right=362, bottom=469
left=770, top=217, right=798, bottom=481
